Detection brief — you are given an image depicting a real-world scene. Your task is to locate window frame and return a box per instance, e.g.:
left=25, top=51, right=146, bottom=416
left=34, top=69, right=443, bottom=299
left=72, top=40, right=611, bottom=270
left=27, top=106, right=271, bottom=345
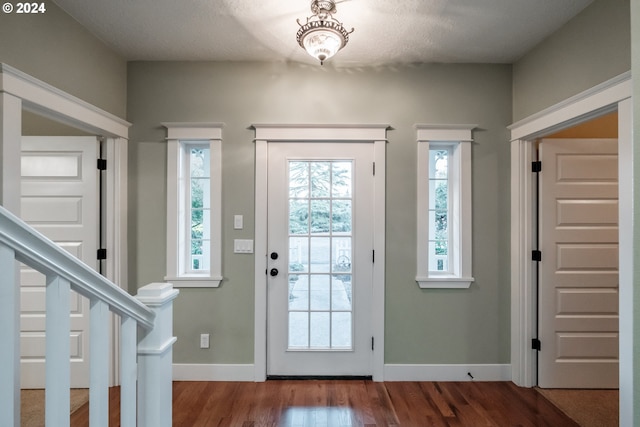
left=416, top=125, right=475, bottom=289
left=164, top=123, right=223, bottom=288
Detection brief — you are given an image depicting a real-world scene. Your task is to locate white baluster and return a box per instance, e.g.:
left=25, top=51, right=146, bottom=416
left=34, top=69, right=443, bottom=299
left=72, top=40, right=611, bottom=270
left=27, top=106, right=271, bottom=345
left=135, top=283, right=179, bottom=427
left=90, top=299, right=109, bottom=426
left=0, top=243, right=19, bottom=427
left=45, top=275, right=71, bottom=426
left=120, top=316, right=137, bottom=427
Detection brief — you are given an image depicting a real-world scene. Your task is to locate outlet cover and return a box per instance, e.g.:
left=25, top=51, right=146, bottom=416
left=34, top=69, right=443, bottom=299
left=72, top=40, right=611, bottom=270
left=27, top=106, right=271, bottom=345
left=200, top=333, right=210, bottom=349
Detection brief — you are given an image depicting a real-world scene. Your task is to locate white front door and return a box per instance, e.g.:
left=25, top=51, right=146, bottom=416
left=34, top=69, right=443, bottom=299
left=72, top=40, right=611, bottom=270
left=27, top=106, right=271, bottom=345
left=538, top=138, right=619, bottom=388
left=20, top=136, right=99, bottom=388
left=267, top=143, right=374, bottom=376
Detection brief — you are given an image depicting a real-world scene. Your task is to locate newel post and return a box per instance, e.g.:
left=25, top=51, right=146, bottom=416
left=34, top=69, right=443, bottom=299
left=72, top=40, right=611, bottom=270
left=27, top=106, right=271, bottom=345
left=135, top=283, right=179, bottom=427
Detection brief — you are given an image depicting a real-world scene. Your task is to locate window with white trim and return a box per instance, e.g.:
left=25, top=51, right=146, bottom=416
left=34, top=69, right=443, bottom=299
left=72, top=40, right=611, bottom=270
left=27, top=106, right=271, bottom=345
left=164, top=123, right=223, bottom=288
left=416, top=125, right=475, bottom=289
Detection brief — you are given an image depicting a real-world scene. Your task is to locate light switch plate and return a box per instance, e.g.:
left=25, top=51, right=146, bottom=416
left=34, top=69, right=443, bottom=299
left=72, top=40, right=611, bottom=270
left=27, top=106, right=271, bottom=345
left=234, top=239, right=254, bottom=253
left=234, top=215, right=243, bottom=230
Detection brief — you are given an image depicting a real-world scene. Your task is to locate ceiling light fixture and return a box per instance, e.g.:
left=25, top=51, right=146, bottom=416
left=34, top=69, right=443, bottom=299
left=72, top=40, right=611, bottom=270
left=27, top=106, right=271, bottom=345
left=296, top=0, right=354, bottom=65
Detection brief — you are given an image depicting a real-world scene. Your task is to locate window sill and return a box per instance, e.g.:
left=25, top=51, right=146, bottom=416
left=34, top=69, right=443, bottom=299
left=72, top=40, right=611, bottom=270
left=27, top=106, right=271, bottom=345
left=164, top=276, right=223, bottom=288
left=415, top=276, right=474, bottom=289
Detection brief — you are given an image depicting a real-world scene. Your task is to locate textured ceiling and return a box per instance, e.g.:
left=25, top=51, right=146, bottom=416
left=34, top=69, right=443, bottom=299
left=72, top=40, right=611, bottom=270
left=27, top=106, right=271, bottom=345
left=52, top=0, right=594, bottom=67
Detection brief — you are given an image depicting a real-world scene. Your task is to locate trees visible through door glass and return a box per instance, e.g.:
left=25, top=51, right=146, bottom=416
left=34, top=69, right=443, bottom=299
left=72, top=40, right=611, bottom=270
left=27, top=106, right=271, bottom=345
left=287, top=160, right=353, bottom=349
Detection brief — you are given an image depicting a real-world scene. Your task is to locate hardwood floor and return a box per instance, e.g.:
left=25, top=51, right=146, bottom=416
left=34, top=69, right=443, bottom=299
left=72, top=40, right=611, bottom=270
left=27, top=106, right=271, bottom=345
left=70, top=380, right=579, bottom=427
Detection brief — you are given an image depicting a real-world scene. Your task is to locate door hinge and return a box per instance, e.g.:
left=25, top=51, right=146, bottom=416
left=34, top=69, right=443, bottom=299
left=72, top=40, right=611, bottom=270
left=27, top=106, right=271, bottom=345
left=532, top=161, right=541, bottom=173
left=532, top=250, right=542, bottom=262
left=97, top=159, right=107, bottom=170
left=371, top=337, right=374, bottom=351
left=97, top=248, right=107, bottom=260
left=373, top=162, right=376, bottom=176
left=372, top=250, right=375, bottom=263
left=532, top=338, right=541, bottom=351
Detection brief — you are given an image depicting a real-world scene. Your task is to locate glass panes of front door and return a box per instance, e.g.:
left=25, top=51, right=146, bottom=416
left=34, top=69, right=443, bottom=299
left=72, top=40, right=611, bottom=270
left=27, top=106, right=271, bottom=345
left=288, top=161, right=353, bottom=350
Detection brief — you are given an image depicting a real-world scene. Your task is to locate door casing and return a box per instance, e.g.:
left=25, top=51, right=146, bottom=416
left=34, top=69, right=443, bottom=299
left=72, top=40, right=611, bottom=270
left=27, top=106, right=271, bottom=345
left=253, top=124, right=388, bottom=381
left=266, top=143, right=374, bottom=376
left=509, top=73, right=632, bottom=423
left=0, top=64, right=130, bottom=387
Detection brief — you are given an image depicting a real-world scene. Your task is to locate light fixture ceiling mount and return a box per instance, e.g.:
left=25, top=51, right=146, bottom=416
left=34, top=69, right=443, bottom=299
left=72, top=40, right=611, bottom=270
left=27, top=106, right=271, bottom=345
left=296, top=0, right=354, bottom=65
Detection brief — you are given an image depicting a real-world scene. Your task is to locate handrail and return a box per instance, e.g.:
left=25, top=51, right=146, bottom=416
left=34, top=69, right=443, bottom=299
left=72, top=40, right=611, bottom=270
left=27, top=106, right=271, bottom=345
left=0, top=205, right=154, bottom=329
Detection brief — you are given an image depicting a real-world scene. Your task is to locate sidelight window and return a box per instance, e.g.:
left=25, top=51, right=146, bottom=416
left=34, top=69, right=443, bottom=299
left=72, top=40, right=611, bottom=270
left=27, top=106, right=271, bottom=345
left=416, top=125, right=474, bottom=289
left=164, top=123, right=223, bottom=288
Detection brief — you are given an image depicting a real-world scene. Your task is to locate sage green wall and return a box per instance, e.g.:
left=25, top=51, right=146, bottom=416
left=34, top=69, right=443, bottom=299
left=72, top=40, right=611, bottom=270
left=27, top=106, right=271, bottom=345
left=512, top=0, right=630, bottom=121
left=631, top=0, right=640, bottom=421
left=127, top=61, right=512, bottom=365
left=0, top=0, right=127, bottom=117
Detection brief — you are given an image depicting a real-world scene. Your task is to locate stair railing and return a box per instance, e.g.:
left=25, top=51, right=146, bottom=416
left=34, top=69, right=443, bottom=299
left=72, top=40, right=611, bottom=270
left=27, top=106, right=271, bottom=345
left=0, top=205, right=178, bottom=427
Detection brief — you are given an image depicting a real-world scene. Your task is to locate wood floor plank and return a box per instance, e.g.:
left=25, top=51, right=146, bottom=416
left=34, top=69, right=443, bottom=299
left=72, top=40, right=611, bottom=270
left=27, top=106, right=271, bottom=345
left=418, top=382, right=454, bottom=419
left=364, top=380, right=399, bottom=426
left=69, top=380, right=580, bottom=427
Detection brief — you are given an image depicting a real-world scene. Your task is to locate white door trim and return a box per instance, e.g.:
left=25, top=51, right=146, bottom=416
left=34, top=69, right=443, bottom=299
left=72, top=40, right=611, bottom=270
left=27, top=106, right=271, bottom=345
left=253, top=124, right=388, bottom=381
left=508, top=73, right=632, bottom=423
left=0, top=63, right=130, bottom=138
left=0, top=64, right=131, bottom=387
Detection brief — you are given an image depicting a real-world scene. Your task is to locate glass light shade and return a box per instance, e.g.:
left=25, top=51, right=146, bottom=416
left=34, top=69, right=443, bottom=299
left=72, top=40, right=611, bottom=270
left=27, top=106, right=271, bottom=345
left=297, top=17, right=351, bottom=65
left=301, top=28, right=343, bottom=64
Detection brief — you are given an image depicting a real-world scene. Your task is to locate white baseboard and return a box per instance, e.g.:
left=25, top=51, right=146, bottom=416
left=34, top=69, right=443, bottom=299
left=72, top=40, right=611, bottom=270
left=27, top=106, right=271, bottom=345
left=384, top=364, right=511, bottom=382
left=173, top=364, right=255, bottom=381
left=173, top=363, right=511, bottom=382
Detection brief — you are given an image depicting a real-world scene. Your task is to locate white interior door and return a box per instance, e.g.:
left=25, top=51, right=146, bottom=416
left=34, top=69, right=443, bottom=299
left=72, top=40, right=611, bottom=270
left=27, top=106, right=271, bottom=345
left=20, top=136, right=99, bottom=389
left=538, top=138, right=619, bottom=388
left=267, top=143, right=374, bottom=376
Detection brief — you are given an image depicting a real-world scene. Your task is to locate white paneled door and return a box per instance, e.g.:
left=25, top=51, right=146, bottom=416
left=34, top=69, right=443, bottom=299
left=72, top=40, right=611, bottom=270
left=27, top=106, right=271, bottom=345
left=20, top=136, right=99, bottom=388
left=538, top=138, right=619, bottom=388
left=267, top=143, right=374, bottom=376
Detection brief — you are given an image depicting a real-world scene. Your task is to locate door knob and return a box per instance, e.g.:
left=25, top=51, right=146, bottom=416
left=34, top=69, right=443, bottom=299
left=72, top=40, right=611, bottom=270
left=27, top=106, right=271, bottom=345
left=270, top=268, right=279, bottom=277
left=270, top=252, right=279, bottom=260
